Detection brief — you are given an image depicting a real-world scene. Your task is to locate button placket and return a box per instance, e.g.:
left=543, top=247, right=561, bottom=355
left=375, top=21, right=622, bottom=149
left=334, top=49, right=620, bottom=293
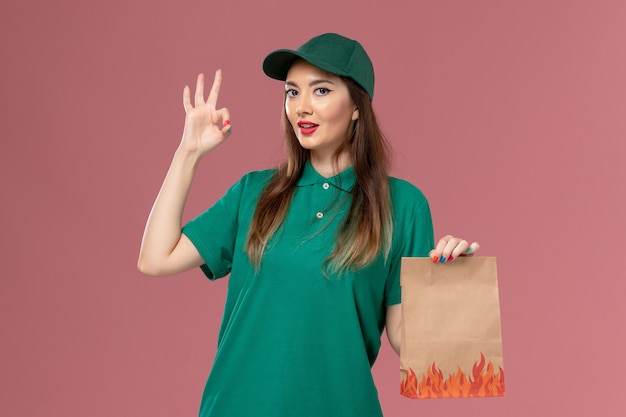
left=315, top=181, right=333, bottom=220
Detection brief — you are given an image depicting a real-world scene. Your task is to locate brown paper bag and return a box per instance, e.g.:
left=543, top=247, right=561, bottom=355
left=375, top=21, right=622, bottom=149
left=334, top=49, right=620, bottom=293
left=399, top=256, right=505, bottom=399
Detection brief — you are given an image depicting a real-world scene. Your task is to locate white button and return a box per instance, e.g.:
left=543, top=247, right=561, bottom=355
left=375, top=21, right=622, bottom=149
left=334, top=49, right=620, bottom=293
left=316, top=212, right=324, bottom=219
left=322, top=183, right=330, bottom=189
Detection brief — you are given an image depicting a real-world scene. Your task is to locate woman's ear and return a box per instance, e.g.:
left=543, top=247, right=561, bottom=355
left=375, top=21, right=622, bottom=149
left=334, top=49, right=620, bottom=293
left=352, top=107, right=359, bottom=121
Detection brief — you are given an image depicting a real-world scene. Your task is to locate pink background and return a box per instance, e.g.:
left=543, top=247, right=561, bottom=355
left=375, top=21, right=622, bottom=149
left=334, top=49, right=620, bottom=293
left=1, top=0, right=625, bottom=415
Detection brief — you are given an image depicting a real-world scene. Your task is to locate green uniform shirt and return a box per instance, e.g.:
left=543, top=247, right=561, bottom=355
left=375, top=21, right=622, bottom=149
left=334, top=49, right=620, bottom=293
left=182, top=162, right=433, bottom=417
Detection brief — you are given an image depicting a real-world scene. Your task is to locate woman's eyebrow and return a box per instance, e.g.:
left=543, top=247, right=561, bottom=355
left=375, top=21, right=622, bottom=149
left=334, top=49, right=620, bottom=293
left=285, top=79, right=336, bottom=88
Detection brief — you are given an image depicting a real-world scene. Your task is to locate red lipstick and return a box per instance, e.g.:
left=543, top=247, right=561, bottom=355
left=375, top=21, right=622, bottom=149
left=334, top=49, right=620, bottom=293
left=297, top=120, right=319, bottom=135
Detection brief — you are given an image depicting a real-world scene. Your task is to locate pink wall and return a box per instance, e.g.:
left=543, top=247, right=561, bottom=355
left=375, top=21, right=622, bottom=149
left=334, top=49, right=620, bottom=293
left=1, top=0, right=625, bottom=415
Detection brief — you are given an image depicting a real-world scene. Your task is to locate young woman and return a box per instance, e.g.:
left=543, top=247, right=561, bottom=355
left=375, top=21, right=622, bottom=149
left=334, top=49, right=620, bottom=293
left=138, top=33, right=479, bottom=417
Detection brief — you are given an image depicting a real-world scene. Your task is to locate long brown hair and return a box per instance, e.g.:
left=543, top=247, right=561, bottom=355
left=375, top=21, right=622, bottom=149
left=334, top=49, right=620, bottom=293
left=246, top=77, right=393, bottom=274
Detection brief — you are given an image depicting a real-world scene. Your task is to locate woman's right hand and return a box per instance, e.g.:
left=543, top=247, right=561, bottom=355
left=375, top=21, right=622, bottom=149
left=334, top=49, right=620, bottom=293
left=180, top=70, right=232, bottom=156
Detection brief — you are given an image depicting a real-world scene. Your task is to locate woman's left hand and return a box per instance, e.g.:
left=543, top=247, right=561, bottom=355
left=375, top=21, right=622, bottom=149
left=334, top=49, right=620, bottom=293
left=429, top=235, right=480, bottom=263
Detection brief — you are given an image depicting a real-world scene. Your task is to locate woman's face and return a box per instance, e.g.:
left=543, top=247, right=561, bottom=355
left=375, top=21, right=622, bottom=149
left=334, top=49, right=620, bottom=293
left=285, top=60, right=359, bottom=159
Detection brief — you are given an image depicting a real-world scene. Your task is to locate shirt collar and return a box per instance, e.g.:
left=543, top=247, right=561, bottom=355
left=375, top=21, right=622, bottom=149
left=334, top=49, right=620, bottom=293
left=297, top=160, right=356, bottom=192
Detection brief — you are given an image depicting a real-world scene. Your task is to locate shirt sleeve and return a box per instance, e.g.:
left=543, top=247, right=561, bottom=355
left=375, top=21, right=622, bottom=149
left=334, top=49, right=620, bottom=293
left=181, top=175, right=247, bottom=280
left=384, top=181, right=434, bottom=306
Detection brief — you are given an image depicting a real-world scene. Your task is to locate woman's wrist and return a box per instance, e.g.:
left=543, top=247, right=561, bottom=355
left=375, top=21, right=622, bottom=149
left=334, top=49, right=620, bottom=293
left=173, top=146, right=205, bottom=169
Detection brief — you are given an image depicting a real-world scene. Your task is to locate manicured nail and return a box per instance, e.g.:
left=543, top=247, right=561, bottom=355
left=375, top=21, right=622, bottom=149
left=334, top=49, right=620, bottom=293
left=448, top=256, right=454, bottom=261
left=432, top=255, right=439, bottom=263
left=223, top=120, right=231, bottom=126
left=439, top=256, right=446, bottom=263
left=466, top=247, right=473, bottom=254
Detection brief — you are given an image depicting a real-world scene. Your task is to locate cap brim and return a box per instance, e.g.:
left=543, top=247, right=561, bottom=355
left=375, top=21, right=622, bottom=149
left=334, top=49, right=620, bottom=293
left=263, top=49, right=351, bottom=81
left=262, top=50, right=300, bottom=81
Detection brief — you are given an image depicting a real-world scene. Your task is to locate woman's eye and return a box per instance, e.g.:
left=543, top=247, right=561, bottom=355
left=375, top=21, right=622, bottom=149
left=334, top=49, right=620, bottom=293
left=285, top=89, right=298, bottom=97
left=315, top=87, right=331, bottom=95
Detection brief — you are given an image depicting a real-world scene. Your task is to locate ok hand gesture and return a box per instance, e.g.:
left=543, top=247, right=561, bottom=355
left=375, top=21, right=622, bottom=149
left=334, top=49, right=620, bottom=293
left=180, top=70, right=232, bottom=157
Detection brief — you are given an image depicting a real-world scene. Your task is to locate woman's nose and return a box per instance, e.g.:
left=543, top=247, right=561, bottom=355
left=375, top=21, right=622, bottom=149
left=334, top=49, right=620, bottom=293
left=296, top=94, right=312, bottom=116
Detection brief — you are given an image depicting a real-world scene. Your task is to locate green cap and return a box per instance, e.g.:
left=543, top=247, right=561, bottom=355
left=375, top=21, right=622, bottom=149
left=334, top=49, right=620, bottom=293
left=263, top=33, right=375, bottom=99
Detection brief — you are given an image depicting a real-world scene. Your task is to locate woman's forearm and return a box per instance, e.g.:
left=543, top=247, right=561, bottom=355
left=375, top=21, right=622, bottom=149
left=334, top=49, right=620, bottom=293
left=137, top=149, right=202, bottom=275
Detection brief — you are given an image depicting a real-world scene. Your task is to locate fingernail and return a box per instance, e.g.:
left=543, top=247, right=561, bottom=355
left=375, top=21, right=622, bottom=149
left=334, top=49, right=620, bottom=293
left=439, top=256, right=446, bottom=263
left=223, top=120, right=230, bottom=126
left=466, top=247, right=473, bottom=255
left=448, top=256, right=454, bottom=261
left=227, top=126, right=232, bottom=133
left=432, top=255, right=439, bottom=263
